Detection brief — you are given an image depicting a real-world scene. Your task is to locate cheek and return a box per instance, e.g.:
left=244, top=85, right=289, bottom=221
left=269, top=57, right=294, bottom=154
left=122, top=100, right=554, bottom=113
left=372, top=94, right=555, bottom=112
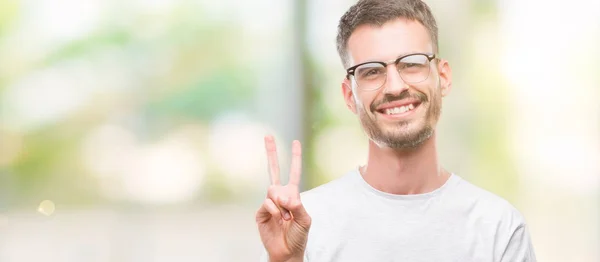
left=354, top=92, right=374, bottom=111
left=421, top=80, right=440, bottom=102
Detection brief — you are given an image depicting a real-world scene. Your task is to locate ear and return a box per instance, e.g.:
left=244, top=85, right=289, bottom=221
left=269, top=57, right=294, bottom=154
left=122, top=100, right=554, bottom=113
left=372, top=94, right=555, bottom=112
left=342, top=78, right=357, bottom=114
left=437, top=59, right=452, bottom=97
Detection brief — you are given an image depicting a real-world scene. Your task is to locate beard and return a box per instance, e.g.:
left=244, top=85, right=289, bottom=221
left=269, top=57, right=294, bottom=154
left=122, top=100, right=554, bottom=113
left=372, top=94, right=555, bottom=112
left=357, top=88, right=442, bottom=149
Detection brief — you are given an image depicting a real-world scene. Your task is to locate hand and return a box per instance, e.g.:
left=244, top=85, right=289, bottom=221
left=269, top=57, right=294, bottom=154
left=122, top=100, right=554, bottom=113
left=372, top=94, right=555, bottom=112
left=256, top=135, right=311, bottom=262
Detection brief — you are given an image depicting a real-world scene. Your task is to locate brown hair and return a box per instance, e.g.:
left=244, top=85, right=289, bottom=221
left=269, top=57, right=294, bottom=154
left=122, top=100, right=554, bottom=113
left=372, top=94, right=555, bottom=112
left=336, top=0, right=439, bottom=68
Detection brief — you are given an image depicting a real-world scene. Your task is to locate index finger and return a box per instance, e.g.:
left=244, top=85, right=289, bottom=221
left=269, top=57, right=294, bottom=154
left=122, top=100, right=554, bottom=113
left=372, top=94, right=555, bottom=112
left=264, top=135, right=280, bottom=185
left=288, top=140, right=302, bottom=186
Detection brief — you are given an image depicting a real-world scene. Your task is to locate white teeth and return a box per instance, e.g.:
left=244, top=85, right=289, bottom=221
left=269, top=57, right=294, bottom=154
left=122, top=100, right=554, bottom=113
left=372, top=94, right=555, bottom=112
left=384, top=104, right=416, bottom=115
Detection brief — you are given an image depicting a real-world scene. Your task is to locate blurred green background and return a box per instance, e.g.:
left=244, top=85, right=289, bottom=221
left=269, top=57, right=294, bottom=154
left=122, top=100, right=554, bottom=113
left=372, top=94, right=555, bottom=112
left=0, top=0, right=598, bottom=261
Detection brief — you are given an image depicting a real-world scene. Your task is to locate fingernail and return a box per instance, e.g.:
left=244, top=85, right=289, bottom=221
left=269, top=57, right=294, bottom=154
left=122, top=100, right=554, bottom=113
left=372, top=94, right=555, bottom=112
left=283, top=212, right=291, bottom=220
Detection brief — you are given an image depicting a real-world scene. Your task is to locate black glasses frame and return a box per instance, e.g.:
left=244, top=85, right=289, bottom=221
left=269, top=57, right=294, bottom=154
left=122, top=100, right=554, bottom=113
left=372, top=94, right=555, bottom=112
left=345, top=53, right=437, bottom=80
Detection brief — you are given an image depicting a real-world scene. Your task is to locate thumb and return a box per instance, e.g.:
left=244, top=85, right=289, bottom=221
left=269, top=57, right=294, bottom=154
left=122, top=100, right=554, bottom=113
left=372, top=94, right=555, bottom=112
left=279, top=197, right=311, bottom=227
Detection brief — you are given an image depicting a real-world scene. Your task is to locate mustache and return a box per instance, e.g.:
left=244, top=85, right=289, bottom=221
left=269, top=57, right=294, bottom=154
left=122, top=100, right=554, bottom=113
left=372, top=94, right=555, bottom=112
left=370, top=90, right=428, bottom=113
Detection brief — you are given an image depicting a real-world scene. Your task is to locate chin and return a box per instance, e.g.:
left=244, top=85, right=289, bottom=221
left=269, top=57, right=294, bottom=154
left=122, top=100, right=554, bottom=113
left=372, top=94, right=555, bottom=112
left=376, top=122, right=434, bottom=149
left=379, top=119, right=421, bottom=134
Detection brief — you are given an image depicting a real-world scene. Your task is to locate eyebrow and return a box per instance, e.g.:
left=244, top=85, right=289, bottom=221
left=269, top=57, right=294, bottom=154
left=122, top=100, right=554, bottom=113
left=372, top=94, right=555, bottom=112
left=356, top=52, right=432, bottom=65
left=349, top=51, right=435, bottom=65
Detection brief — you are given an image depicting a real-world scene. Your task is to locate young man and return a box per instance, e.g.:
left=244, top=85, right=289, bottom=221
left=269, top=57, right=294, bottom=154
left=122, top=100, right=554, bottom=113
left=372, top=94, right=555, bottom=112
left=256, top=0, right=536, bottom=261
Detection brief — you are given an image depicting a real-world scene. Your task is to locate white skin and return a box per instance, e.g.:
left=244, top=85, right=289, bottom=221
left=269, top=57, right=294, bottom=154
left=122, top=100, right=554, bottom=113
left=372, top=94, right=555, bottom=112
left=342, top=18, right=453, bottom=194
left=256, top=17, right=453, bottom=262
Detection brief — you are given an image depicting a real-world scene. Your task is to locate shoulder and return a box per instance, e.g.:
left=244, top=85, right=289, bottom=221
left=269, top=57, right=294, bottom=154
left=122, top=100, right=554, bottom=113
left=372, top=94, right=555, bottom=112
left=446, top=174, right=528, bottom=229
left=448, top=175, right=536, bottom=260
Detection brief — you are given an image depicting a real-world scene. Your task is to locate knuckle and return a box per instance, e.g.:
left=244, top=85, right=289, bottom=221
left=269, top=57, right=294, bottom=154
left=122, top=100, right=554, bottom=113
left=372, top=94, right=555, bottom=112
left=267, top=186, right=277, bottom=197
left=289, top=199, right=301, bottom=209
left=267, top=185, right=278, bottom=192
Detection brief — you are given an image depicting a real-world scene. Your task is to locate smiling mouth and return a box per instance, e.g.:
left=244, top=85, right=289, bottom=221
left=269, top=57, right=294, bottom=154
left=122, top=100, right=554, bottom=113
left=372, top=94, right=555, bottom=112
left=376, top=102, right=421, bottom=115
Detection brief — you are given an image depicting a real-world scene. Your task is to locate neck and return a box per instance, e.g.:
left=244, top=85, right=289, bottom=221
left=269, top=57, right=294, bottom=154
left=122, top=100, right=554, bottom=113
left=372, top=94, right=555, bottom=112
left=360, top=132, right=449, bottom=195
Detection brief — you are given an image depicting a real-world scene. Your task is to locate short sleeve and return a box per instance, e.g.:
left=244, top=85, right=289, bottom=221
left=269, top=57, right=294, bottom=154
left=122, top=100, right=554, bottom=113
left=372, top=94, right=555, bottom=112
left=499, top=224, right=537, bottom=262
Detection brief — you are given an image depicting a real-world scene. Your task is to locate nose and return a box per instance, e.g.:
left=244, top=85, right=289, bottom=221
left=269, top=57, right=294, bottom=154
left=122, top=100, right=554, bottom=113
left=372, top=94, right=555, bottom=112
left=381, top=65, right=408, bottom=95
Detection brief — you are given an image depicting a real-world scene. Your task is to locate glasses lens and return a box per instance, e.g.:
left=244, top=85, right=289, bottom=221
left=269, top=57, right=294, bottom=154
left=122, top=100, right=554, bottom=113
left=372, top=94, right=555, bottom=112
left=397, top=54, right=431, bottom=83
left=355, top=63, right=386, bottom=90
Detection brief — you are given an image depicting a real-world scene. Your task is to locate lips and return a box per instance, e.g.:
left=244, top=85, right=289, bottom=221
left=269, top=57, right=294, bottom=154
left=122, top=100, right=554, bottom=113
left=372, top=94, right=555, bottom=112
left=370, top=91, right=428, bottom=118
left=374, top=100, right=422, bottom=115
left=381, top=103, right=417, bottom=115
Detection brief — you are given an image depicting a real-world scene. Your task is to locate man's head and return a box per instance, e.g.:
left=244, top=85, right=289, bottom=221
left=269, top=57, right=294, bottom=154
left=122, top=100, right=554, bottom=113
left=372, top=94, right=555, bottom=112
left=337, top=0, right=452, bottom=149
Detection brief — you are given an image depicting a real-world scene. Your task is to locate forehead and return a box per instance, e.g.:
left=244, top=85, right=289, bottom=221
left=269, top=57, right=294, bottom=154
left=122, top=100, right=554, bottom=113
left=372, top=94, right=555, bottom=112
left=346, top=18, right=433, bottom=66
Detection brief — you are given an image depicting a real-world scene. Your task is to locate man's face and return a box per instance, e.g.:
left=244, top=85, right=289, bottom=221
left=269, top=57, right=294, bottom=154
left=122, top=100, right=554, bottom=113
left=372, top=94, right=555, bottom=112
left=342, top=18, right=452, bottom=149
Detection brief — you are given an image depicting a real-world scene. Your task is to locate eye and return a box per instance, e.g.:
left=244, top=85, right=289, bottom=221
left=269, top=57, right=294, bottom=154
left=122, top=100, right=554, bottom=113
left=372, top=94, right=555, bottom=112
left=398, top=61, right=427, bottom=71
left=365, top=69, right=379, bottom=76
left=398, top=54, right=429, bottom=69
left=356, top=64, right=385, bottom=79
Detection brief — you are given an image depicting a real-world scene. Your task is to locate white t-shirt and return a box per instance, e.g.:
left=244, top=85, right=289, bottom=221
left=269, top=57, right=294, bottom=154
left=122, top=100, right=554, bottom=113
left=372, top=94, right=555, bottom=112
left=261, top=168, right=536, bottom=261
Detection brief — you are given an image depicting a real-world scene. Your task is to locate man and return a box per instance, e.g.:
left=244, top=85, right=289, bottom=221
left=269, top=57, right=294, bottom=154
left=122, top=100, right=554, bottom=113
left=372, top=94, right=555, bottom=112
left=256, top=0, right=536, bottom=261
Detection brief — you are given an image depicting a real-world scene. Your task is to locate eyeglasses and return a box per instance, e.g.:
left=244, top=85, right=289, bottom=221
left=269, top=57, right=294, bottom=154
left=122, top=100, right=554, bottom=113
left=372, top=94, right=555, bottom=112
left=346, top=53, right=436, bottom=91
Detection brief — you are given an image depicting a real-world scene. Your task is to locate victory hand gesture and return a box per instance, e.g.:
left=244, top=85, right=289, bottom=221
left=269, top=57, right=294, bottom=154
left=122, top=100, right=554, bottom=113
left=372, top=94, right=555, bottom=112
left=256, top=136, right=311, bottom=262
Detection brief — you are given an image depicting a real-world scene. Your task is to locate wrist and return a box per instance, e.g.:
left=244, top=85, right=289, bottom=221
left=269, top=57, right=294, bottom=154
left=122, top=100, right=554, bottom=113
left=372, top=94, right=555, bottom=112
left=286, top=256, right=304, bottom=262
left=268, top=254, right=303, bottom=262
